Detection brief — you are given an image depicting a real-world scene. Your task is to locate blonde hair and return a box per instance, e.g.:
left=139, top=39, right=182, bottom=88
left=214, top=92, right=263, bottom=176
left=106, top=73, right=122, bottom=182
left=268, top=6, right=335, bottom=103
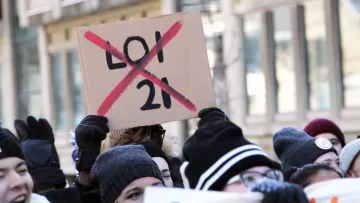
left=101, top=125, right=163, bottom=153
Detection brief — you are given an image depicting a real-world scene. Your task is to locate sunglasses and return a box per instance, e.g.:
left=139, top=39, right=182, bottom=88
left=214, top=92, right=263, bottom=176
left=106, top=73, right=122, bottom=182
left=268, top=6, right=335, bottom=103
left=150, top=129, right=166, bottom=145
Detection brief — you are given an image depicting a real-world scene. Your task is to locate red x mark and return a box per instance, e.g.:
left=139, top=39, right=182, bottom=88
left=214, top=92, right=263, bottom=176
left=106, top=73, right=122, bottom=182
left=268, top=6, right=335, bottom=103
left=84, top=21, right=197, bottom=116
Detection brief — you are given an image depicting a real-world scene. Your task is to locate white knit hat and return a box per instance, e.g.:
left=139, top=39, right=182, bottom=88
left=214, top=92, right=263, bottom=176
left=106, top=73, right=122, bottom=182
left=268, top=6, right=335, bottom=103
left=339, top=138, right=360, bottom=176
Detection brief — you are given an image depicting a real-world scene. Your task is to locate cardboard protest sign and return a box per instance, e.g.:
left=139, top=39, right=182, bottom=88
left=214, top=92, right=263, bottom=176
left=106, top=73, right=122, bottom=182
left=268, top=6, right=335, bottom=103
left=76, top=12, right=216, bottom=130
left=305, top=178, right=360, bottom=203
left=144, top=187, right=263, bottom=203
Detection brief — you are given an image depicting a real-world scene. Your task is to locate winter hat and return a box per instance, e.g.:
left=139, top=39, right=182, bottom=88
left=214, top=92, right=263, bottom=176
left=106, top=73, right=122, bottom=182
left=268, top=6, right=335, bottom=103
left=91, top=145, right=164, bottom=203
left=304, top=118, right=345, bottom=147
left=137, top=141, right=170, bottom=166
left=273, top=127, right=337, bottom=172
left=0, top=128, right=25, bottom=160
left=339, top=138, right=360, bottom=176
left=181, top=120, right=278, bottom=191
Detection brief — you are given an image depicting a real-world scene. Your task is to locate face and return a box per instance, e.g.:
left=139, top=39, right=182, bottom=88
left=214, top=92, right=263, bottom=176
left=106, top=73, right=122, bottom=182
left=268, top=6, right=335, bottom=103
left=152, top=157, right=173, bottom=187
left=223, top=166, right=282, bottom=194
left=314, top=152, right=341, bottom=173
left=0, top=158, right=33, bottom=203
left=309, top=170, right=341, bottom=186
left=115, top=177, right=163, bottom=203
left=316, top=133, right=342, bottom=154
left=348, top=153, right=360, bottom=178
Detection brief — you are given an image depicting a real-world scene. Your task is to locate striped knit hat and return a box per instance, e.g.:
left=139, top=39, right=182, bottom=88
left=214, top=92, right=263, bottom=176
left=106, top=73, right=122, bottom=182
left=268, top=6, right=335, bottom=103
left=180, top=120, right=278, bottom=191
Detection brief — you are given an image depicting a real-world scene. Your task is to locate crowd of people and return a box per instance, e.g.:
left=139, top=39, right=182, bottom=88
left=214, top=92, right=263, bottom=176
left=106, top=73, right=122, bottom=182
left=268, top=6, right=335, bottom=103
left=1, top=107, right=360, bottom=203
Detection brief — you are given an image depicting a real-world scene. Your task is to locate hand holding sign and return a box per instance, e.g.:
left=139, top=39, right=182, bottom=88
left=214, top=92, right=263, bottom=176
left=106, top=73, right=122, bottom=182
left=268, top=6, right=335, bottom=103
left=76, top=12, right=216, bottom=130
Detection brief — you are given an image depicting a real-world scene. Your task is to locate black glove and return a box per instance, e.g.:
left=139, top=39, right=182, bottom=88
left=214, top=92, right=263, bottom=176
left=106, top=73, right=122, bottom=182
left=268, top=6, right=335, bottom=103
left=250, top=179, right=309, bottom=203
left=14, top=116, right=66, bottom=191
left=197, top=107, right=229, bottom=127
left=75, top=115, right=109, bottom=171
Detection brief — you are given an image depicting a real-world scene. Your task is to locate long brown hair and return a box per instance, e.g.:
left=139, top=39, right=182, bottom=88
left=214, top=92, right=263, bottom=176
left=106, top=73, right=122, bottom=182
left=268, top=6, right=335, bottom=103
left=101, top=124, right=165, bottom=152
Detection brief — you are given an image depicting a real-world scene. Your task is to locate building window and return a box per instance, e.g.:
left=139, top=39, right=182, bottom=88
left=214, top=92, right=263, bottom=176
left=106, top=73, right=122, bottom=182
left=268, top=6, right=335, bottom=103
left=51, top=54, right=66, bottom=130
left=68, top=51, right=85, bottom=127
left=180, top=0, right=220, bottom=12
left=273, top=7, right=296, bottom=114
left=304, top=0, right=330, bottom=111
left=243, top=13, right=266, bottom=115
left=339, top=1, right=360, bottom=108
left=16, top=28, right=42, bottom=119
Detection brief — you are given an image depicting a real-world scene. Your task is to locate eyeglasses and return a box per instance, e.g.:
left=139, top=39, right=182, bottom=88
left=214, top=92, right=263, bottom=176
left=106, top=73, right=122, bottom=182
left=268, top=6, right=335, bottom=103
left=150, top=129, right=166, bottom=146
left=227, top=169, right=284, bottom=188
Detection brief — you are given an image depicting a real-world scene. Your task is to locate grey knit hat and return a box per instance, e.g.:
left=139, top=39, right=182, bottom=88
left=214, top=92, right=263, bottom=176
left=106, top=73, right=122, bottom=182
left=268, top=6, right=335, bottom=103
left=340, top=138, right=360, bottom=176
left=91, top=145, right=164, bottom=203
left=273, top=127, right=337, bottom=172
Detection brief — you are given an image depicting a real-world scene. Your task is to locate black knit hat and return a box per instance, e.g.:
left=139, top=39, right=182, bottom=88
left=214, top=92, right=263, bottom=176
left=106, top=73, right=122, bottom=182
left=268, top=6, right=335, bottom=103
left=273, top=127, right=338, bottom=172
left=0, top=128, right=25, bottom=160
left=137, top=142, right=170, bottom=166
left=181, top=120, right=277, bottom=191
left=91, top=145, right=164, bottom=203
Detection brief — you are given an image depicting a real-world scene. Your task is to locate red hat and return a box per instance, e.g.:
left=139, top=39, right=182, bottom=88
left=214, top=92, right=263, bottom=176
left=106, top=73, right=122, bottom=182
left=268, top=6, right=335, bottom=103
left=304, top=118, right=345, bottom=147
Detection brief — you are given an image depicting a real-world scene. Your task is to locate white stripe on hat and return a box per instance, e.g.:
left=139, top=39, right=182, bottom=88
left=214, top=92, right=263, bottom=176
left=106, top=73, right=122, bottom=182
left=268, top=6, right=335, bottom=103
left=180, top=161, right=190, bottom=189
left=201, top=150, right=269, bottom=190
left=195, top=145, right=266, bottom=190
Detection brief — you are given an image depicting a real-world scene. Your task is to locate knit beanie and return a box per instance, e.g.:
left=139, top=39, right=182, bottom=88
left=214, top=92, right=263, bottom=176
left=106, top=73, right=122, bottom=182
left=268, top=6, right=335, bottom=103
left=304, top=118, right=345, bottom=147
left=91, top=145, right=164, bottom=203
left=137, top=142, right=170, bottom=166
left=273, top=127, right=338, bottom=172
left=339, top=138, right=360, bottom=176
left=0, top=128, right=25, bottom=160
left=181, top=120, right=278, bottom=191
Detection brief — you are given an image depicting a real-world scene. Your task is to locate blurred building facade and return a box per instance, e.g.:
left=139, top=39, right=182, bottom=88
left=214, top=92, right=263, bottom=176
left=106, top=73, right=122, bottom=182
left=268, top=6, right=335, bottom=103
left=224, top=0, right=360, bottom=157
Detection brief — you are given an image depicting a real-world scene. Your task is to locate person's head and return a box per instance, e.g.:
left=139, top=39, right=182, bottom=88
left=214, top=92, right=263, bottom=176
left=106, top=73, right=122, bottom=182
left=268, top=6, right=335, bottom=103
left=304, top=118, right=345, bottom=154
left=110, top=125, right=165, bottom=147
left=181, top=121, right=281, bottom=192
left=0, top=128, right=33, bottom=203
left=137, top=142, right=173, bottom=187
left=340, top=138, right=360, bottom=177
left=91, top=145, right=164, bottom=203
left=286, top=163, right=342, bottom=188
left=273, top=127, right=339, bottom=172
